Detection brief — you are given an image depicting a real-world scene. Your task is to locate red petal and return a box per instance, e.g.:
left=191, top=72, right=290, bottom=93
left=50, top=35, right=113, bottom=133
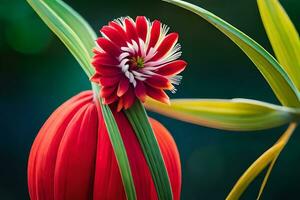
left=117, top=97, right=124, bottom=112
left=100, top=86, right=117, bottom=98
left=135, top=81, right=147, bottom=102
left=148, top=20, right=161, bottom=51
left=109, top=21, right=128, bottom=41
left=156, top=60, right=187, bottom=76
left=101, top=26, right=127, bottom=47
left=99, top=75, right=121, bottom=87
left=136, top=16, right=148, bottom=42
left=90, top=73, right=101, bottom=84
left=117, top=76, right=130, bottom=97
left=124, top=18, right=139, bottom=44
left=145, top=74, right=174, bottom=90
left=123, top=87, right=136, bottom=109
left=96, top=38, right=120, bottom=57
left=54, top=103, right=98, bottom=200
left=151, top=33, right=178, bottom=61
left=95, top=65, right=121, bottom=77
left=92, top=52, right=119, bottom=66
left=146, top=85, right=170, bottom=104
left=103, top=93, right=118, bottom=105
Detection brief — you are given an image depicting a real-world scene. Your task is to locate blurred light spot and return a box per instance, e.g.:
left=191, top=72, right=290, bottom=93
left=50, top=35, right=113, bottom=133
left=0, top=0, right=31, bottom=22
left=5, top=17, right=52, bottom=54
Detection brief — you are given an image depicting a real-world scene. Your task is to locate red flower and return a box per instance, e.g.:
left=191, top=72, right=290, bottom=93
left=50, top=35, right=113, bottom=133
left=91, top=16, right=187, bottom=111
left=28, top=91, right=181, bottom=200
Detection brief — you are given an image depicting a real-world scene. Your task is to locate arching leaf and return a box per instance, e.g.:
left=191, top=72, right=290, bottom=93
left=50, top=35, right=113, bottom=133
left=258, top=0, right=300, bottom=90
left=146, top=98, right=300, bottom=131
left=163, top=0, right=300, bottom=107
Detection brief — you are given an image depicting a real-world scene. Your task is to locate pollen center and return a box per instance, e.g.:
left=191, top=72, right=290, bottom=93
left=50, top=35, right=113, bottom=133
left=131, top=56, right=144, bottom=68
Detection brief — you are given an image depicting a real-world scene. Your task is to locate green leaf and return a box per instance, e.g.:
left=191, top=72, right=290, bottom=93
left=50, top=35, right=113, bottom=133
left=42, top=0, right=97, bottom=57
left=258, top=0, right=300, bottom=91
left=93, top=84, right=137, bottom=200
left=27, top=0, right=96, bottom=77
left=145, top=98, right=300, bottom=131
left=125, top=101, right=173, bottom=200
left=163, top=0, right=300, bottom=107
left=27, top=1, right=137, bottom=199
left=226, top=123, right=297, bottom=200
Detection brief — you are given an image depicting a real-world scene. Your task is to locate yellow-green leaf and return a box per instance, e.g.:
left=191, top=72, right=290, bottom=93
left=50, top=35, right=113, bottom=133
left=256, top=154, right=278, bottom=200
left=226, top=123, right=297, bottom=200
left=145, top=98, right=300, bottom=131
left=258, top=0, right=300, bottom=90
left=163, top=0, right=300, bottom=107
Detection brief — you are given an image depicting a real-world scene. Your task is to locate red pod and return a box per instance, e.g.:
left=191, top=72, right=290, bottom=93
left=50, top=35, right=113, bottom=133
left=28, top=91, right=181, bottom=200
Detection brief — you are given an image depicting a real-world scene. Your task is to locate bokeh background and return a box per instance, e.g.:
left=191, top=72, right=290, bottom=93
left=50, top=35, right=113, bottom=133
left=1, top=0, right=300, bottom=199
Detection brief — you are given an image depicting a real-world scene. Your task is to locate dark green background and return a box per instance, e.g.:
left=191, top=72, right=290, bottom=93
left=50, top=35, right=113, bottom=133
left=1, top=0, right=299, bottom=199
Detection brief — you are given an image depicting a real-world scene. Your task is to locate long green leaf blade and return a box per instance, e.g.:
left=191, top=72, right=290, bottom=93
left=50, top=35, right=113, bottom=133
left=145, top=98, right=300, bottom=131
left=226, top=123, right=297, bottom=200
left=43, top=0, right=97, bottom=57
left=27, top=1, right=137, bottom=199
left=163, top=0, right=300, bottom=107
left=258, top=0, right=300, bottom=90
left=125, top=101, right=173, bottom=200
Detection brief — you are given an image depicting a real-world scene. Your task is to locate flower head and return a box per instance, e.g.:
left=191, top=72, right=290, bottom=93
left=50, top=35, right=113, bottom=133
left=91, top=16, right=187, bottom=111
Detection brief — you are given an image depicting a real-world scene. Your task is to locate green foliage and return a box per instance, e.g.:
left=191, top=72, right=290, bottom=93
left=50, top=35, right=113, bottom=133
left=226, top=123, right=296, bottom=200
left=26, top=0, right=300, bottom=199
left=258, top=0, right=300, bottom=91
left=146, top=98, right=300, bottom=131
left=163, top=0, right=300, bottom=199
left=163, top=0, right=300, bottom=107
